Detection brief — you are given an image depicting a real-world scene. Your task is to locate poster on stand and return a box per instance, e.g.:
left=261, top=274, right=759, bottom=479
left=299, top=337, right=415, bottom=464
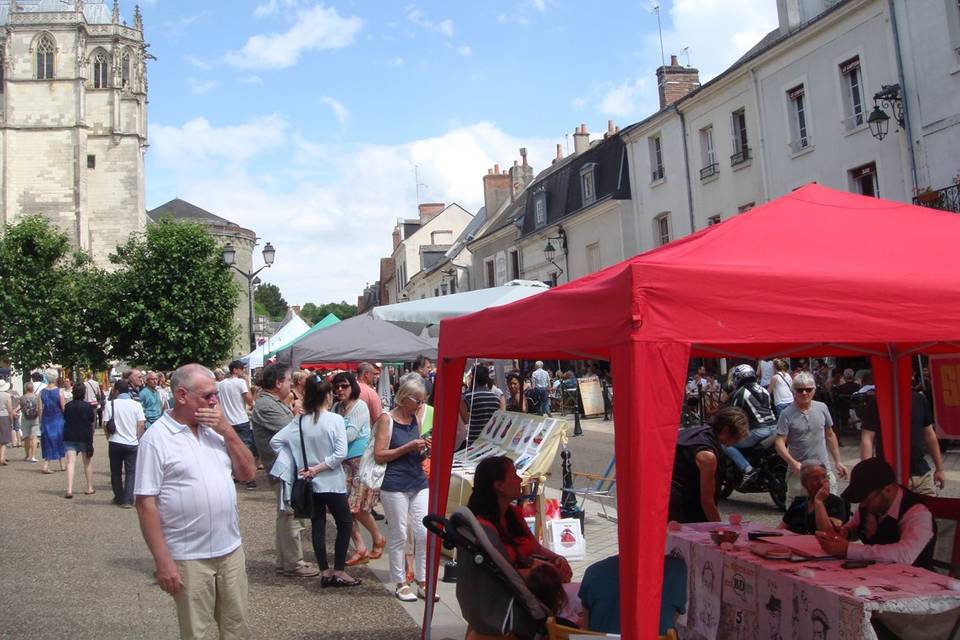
left=930, top=354, right=960, bottom=438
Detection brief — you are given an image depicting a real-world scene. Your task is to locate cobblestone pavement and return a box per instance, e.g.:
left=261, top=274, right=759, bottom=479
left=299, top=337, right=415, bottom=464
left=0, top=443, right=421, bottom=640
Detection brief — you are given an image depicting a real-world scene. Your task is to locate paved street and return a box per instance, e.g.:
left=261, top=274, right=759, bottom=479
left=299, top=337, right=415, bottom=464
left=0, top=447, right=421, bottom=640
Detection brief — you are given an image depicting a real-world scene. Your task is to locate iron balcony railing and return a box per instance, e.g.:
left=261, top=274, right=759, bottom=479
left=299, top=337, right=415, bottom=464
left=730, top=147, right=751, bottom=166
left=913, top=183, right=960, bottom=214
left=699, top=163, right=719, bottom=179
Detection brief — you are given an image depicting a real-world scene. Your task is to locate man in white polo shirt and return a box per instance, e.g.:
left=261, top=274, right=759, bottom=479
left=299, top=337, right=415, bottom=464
left=219, top=360, right=256, bottom=490
left=135, top=364, right=257, bottom=640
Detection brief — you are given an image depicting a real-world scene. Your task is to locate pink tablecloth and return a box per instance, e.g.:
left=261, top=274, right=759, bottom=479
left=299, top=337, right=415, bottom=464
left=667, top=524, right=960, bottom=639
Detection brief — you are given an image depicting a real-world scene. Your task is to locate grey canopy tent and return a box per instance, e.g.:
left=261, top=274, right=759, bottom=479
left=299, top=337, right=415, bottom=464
left=271, top=313, right=438, bottom=370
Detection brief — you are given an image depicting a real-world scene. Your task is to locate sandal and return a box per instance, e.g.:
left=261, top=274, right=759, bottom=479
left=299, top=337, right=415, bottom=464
left=64, top=493, right=73, bottom=499
left=395, top=584, right=417, bottom=601
left=329, top=575, right=362, bottom=588
left=369, top=538, right=386, bottom=560
left=345, top=551, right=369, bottom=566
left=84, top=490, right=96, bottom=495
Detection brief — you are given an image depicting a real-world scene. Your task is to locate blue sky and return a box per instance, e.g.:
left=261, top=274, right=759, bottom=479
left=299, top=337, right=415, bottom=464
left=140, top=0, right=778, bottom=305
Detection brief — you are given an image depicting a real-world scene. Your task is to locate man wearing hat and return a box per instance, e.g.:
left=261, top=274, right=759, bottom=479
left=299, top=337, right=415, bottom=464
left=816, top=457, right=936, bottom=568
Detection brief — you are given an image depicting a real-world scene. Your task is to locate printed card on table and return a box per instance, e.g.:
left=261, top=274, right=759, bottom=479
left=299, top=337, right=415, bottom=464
left=689, top=542, right=723, bottom=640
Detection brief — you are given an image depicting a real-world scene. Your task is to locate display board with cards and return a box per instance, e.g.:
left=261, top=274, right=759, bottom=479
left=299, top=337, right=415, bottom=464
left=452, top=410, right=568, bottom=479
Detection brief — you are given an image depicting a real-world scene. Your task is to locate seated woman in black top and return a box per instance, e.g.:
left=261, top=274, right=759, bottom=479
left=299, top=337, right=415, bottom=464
left=780, top=460, right=849, bottom=534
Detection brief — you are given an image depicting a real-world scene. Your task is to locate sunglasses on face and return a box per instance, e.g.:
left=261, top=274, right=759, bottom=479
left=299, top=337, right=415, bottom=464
left=334, top=383, right=351, bottom=390
left=410, top=397, right=425, bottom=405
left=795, top=387, right=815, bottom=394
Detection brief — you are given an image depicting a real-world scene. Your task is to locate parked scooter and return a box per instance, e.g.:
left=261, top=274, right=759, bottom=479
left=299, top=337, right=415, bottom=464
left=717, top=436, right=788, bottom=510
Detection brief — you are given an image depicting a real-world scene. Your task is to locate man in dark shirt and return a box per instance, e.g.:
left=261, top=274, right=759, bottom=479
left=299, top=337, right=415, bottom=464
left=780, top=460, right=849, bottom=534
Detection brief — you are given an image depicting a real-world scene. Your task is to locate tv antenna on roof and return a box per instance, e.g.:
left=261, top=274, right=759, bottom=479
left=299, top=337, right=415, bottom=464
left=414, top=165, right=428, bottom=204
left=680, top=46, right=691, bottom=67
left=650, top=3, right=665, bottom=68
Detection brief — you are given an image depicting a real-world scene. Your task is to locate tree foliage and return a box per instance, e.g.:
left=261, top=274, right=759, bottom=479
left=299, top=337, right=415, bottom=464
left=0, top=216, right=111, bottom=370
left=300, top=301, right=358, bottom=326
left=106, top=218, right=240, bottom=369
left=254, top=282, right=288, bottom=321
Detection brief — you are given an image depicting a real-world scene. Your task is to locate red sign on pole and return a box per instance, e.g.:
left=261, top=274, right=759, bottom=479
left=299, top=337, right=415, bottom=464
left=930, top=355, right=960, bottom=438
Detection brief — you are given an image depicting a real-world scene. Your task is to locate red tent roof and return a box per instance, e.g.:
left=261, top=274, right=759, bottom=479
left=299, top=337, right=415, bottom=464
left=439, top=183, right=960, bottom=359
left=425, top=185, right=960, bottom=639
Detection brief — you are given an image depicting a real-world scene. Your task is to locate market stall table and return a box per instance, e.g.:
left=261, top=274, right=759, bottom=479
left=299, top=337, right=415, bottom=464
left=667, top=523, right=960, bottom=639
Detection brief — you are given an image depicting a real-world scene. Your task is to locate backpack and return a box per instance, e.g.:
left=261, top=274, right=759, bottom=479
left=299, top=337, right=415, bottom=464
left=22, top=396, right=39, bottom=420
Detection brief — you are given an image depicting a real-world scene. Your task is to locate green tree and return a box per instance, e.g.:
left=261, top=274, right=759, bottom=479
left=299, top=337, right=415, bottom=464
left=107, top=218, right=240, bottom=369
left=300, top=301, right=357, bottom=326
left=0, top=216, right=111, bottom=371
left=254, top=282, right=288, bottom=321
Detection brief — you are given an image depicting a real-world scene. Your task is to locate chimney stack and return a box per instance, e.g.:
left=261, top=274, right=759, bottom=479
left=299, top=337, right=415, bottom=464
left=573, top=123, right=590, bottom=154
left=552, top=143, right=563, bottom=165
left=483, top=164, right=512, bottom=216
left=604, top=119, right=620, bottom=139
left=656, top=54, right=700, bottom=109
left=392, top=224, right=401, bottom=251
left=509, top=147, right=534, bottom=199
left=418, top=202, right=445, bottom=223
left=776, top=0, right=802, bottom=35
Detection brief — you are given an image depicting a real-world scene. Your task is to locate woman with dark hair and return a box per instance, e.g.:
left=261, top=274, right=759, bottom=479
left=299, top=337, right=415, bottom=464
left=467, top=456, right=572, bottom=581
left=62, top=382, right=96, bottom=498
left=505, top=372, right=526, bottom=413
left=103, top=379, right=145, bottom=507
left=460, top=364, right=505, bottom=446
left=331, top=371, right=386, bottom=567
left=270, top=375, right=359, bottom=587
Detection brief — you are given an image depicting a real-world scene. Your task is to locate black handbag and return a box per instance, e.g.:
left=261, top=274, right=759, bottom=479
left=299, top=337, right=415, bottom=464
left=105, top=400, right=117, bottom=436
left=289, top=417, right=314, bottom=519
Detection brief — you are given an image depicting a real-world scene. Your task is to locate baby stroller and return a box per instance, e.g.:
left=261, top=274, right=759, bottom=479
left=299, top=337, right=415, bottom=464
left=424, top=507, right=550, bottom=638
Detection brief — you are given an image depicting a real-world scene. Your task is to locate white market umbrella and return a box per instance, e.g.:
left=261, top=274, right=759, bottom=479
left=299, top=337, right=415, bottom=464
left=241, top=314, right=311, bottom=368
left=370, top=279, right=549, bottom=334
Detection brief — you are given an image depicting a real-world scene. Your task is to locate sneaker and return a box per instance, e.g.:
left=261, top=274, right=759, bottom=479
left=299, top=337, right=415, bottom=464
left=738, top=468, right=758, bottom=490
left=245, top=480, right=257, bottom=491
left=283, top=564, right=320, bottom=578
left=371, top=508, right=385, bottom=521
left=395, top=584, right=417, bottom=602
left=416, top=582, right=440, bottom=602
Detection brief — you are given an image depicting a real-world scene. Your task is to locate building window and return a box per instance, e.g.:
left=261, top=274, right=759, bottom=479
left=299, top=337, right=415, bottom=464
left=699, top=126, right=718, bottom=179
left=707, top=214, right=721, bottom=226
left=849, top=162, right=879, bottom=197
left=35, top=34, right=56, bottom=80
left=580, top=163, right=597, bottom=206
left=509, top=249, right=520, bottom=280
left=533, top=192, right=547, bottom=229
left=87, top=155, right=96, bottom=169
left=655, top=213, right=671, bottom=246
left=485, top=258, right=496, bottom=288
left=0, top=54, right=4, bottom=93
left=121, top=50, right=132, bottom=88
left=840, top=57, right=864, bottom=131
left=434, top=288, right=440, bottom=297
left=93, top=50, right=110, bottom=89
left=649, top=135, right=664, bottom=182
left=737, top=202, right=755, bottom=213
left=586, top=242, right=601, bottom=273
left=731, top=109, right=750, bottom=165
left=787, top=85, right=811, bottom=152
left=946, top=0, right=960, bottom=59
left=449, top=278, right=457, bottom=294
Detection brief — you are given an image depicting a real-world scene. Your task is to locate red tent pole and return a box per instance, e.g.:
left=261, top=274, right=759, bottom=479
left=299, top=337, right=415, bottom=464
left=609, top=340, right=690, bottom=639
left=870, top=352, right=913, bottom=483
left=422, top=355, right=466, bottom=639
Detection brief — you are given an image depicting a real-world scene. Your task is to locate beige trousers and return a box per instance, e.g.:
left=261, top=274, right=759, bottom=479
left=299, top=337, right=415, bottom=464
left=909, top=471, right=937, bottom=496
left=173, top=546, right=249, bottom=640
left=272, top=479, right=307, bottom=571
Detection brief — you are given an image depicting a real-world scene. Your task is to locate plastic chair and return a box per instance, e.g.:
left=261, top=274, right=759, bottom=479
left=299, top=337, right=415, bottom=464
left=917, top=495, right=960, bottom=576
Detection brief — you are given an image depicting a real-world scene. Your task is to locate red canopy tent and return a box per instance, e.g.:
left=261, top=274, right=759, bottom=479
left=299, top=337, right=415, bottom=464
left=423, top=184, right=960, bottom=638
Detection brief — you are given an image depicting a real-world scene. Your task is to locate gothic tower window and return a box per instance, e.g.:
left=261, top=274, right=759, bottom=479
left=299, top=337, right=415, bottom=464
left=93, top=50, right=110, bottom=89
left=0, top=53, right=5, bottom=93
left=35, top=34, right=56, bottom=80
left=121, top=49, right=132, bottom=88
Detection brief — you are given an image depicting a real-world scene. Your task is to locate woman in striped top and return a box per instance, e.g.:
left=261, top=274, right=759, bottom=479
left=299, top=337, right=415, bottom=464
left=460, top=364, right=505, bottom=447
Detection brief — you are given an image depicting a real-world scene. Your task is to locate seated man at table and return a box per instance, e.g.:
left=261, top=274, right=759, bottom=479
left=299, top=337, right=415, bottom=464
left=816, top=457, right=937, bottom=569
left=669, top=407, right=750, bottom=523
left=779, top=460, right=849, bottom=535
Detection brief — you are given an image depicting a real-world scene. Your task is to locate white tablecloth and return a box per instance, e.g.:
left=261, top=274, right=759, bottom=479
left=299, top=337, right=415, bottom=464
left=667, top=524, right=960, bottom=639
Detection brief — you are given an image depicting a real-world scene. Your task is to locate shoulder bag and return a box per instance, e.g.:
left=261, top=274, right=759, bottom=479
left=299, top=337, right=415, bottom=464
left=357, top=415, right=393, bottom=490
left=105, top=399, right=117, bottom=436
left=289, top=416, right=315, bottom=519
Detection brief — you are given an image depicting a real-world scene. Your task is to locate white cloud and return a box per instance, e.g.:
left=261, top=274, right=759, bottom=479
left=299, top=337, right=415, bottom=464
left=148, top=118, right=556, bottom=304
left=599, top=78, right=650, bottom=119
left=387, top=56, right=405, bottom=67
left=239, top=75, right=263, bottom=84
left=253, top=0, right=302, bottom=18
left=187, top=78, right=220, bottom=95
left=529, top=0, right=546, bottom=11
left=571, top=97, right=587, bottom=110
left=320, top=96, right=349, bottom=127
left=406, top=5, right=454, bottom=38
left=455, top=45, right=472, bottom=57
left=225, top=5, right=362, bottom=69
left=184, top=55, right=213, bottom=71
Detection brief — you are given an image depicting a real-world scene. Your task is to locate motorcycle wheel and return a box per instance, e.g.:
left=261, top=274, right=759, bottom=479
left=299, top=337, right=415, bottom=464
left=717, top=457, right=735, bottom=500
left=767, top=459, right=788, bottom=511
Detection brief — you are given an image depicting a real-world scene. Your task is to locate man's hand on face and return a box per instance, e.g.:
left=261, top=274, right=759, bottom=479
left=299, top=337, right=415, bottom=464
left=195, top=404, right=227, bottom=434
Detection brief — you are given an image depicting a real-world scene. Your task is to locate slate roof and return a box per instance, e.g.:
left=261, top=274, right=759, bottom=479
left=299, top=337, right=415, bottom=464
left=147, top=198, right=236, bottom=226
left=0, top=1, right=114, bottom=25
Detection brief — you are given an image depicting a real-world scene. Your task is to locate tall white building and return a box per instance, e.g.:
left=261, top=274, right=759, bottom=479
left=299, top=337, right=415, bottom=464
left=0, top=0, right=148, bottom=265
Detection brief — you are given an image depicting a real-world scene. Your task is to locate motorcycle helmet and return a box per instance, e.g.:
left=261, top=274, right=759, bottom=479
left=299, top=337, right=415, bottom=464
left=731, top=364, right=757, bottom=389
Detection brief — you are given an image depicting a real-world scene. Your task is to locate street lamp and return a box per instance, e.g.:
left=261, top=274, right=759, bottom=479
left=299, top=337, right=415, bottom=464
left=542, top=225, right=567, bottom=286
left=868, top=84, right=904, bottom=141
left=222, top=241, right=277, bottom=351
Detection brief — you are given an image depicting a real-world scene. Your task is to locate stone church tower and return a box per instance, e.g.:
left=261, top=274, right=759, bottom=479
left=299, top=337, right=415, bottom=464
left=0, top=0, right=147, bottom=266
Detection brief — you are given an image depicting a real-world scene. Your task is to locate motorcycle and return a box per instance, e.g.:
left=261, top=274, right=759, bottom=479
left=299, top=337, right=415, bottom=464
left=717, top=435, right=788, bottom=511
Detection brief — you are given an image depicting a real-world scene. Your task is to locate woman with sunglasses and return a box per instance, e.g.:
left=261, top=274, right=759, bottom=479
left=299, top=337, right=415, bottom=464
left=270, top=376, right=360, bottom=587
left=373, top=376, right=434, bottom=602
left=331, top=371, right=386, bottom=567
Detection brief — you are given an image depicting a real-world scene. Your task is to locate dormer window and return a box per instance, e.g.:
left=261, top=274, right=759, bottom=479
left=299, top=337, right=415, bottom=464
left=533, top=192, right=547, bottom=229
left=580, top=163, right=598, bottom=207
left=93, top=50, right=110, bottom=89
